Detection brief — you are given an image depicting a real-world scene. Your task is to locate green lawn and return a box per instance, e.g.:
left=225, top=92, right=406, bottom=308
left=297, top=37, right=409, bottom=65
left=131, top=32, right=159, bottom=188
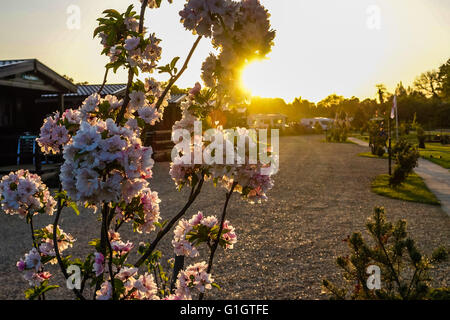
left=350, top=132, right=450, bottom=170
left=358, top=151, right=388, bottom=159
left=419, top=144, right=450, bottom=169
left=371, top=173, right=440, bottom=205
left=350, top=133, right=369, bottom=142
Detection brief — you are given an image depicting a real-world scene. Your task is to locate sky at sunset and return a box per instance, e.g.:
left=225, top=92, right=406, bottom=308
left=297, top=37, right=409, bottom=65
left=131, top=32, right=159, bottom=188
left=1, top=0, right=449, bottom=103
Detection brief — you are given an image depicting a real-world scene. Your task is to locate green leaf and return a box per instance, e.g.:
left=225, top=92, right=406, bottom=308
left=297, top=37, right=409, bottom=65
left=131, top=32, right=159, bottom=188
left=125, top=4, right=134, bottom=16
left=212, top=282, right=221, bottom=290
left=103, top=9, right=122, bottom=20
left=25, top=283, right=60, bottom=300
left=170, top=57, right=180, bottom=70
left=40, top=285, right=60, bottom=296
left=68, top=201, right=80, bottom=215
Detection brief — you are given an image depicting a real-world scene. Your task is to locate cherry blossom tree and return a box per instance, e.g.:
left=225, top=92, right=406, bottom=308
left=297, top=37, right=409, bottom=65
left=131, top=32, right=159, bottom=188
left=1, top=0, right=276, bottom=300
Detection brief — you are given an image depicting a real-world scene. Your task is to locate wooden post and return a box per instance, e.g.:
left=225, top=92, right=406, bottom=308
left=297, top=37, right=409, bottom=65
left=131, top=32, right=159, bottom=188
left=388, top=117, right=392, bottom=176
left=170, top=255, right=185, bottom=292
left=59, top=93, right=65, bottom=114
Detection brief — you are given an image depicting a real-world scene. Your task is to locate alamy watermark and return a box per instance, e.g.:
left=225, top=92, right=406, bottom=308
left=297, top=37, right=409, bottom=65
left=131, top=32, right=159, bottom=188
left=66, top=4, right=81, bottom=30
left=366, top=5, right=381, bottom=30
left=66, top=265, right=81, bottom=290
left=366, top=265, right=381, bottom=290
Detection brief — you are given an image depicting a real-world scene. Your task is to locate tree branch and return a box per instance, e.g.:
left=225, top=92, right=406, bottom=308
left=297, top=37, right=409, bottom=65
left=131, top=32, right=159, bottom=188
left=97, top=68, right=109, bottom=95
left=52, top=192, right=86, bottom=300
left=116, top=0, right=150, bottom=124
left=170, top=255, right=185, bottom=292
left=142, top=35, right=202, bottom=145
left=156, top=35, right=202, bottom=111
left=199, top=181, right=238, bottom=300
left=102, top=204, right=116, bottom=299
left=134, top=176, right=204, bottom=267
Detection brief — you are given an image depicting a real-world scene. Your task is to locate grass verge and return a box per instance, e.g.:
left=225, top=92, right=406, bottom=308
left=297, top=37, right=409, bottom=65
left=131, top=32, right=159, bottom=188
left=358, top=151, right=388, bottom=159
left=371, top=173, right=440, bottom=205
left=419, top=144, right=450, bottom=169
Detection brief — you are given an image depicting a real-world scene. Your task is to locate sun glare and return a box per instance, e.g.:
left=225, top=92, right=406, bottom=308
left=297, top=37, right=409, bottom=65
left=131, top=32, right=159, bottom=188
left=241, top=59, right=277, bottom=99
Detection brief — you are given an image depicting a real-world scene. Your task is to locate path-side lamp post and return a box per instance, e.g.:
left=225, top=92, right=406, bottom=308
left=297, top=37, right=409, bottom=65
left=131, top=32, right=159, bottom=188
left=378, top=87, right=392, bottom=176
left=388, top=116, right=392, bottom=176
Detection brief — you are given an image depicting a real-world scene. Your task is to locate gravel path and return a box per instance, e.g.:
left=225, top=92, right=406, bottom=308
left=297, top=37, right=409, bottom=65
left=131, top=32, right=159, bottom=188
left=0, top=135, right=449, bottom=300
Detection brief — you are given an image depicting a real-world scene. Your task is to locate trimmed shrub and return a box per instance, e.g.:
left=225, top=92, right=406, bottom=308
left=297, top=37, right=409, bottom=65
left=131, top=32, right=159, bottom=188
left=416, top=125, right=426, bottom=149
left=368, top=121, right=387, bottom=157
left=389, top=139, right=419, bottom=187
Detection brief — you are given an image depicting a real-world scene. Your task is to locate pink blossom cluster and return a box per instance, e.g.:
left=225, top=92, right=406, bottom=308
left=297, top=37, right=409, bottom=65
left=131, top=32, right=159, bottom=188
left=99, top=7, right=163, bottom=74
left=136, top=188, right=161, bottom=233
left=37, top=112, right=69, bottom=154
left=37, top=108, right=82, bottom=155
left=140, top=0, right=173, bottom=9
left=229, top=164, right=275, bottom=203
left=93, top=252, right=105, bottom=277
left=172, top=217, right=200, bottom=257
left=16, top=248, right=52, bottom=286
left=0, top=170, right=56, bottom=217
left=37, top=224, right=75, bottom=264
left=179, top=0, right=238, bottom=38
left=96, top=267, right=159, bottom=300
left=172, top=211, right=237, bottom=257
left=190, top=0, right=275, bottom=103
left=174, top=262, right=214, bottom=299
left=170, top=102, right=275, bottom=203
left=129, top=90, right=162, bottom=126
left=79, top=93, right=123, bottom=121
left=93, top=232, right=134, bottom=277
left=170, top=157, right=275, bottom=204
left=124, top=33, right=162, bottom=73
left=60, top=117, right=156, bottom=206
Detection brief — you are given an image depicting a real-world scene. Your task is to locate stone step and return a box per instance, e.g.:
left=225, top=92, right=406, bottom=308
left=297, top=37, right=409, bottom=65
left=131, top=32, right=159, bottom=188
left=152, top=140, right=174, bottom=150
left=146, top=130, right=172, bottom=141
left=153, top=149, right=172, bottom=162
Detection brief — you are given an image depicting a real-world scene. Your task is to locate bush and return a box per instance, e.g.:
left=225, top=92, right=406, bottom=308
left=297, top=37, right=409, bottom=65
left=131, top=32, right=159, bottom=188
left=327, top=111, right=350, bottom=143
left=368, top=121, right=387, bottom=157
left=416, top=125, right=426, bottom=149
left=322, top=207, right=449, bottom=300
left=389, top=139, right=419, bottom=187
left=314, top=122, right=323, bottom=134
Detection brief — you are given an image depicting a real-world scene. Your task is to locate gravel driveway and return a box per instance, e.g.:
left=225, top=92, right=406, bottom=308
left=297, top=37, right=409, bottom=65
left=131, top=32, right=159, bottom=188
left=0, top=135, right=449, bottom=299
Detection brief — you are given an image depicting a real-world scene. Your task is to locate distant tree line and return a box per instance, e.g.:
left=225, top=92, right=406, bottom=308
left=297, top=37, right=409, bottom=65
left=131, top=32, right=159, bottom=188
left=247, top=58, right=450, bottom=130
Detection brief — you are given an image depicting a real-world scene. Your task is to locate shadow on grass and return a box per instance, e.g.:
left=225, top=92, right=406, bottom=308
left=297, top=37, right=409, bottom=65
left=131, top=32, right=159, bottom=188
left=371, top=173, right=440, bottom=205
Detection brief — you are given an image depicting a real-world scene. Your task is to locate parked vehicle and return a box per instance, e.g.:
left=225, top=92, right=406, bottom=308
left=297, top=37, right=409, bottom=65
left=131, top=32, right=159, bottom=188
left=300, top=117, right=334, bottom=130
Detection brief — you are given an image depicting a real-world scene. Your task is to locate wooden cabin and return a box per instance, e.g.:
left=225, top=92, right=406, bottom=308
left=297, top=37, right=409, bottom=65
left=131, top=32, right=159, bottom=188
left=0, top=59, right=77, bottom=165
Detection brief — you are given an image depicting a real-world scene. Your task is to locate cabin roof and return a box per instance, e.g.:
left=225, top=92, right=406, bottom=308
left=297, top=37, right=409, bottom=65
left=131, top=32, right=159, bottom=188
left=0, top=59, right=77, bottom=93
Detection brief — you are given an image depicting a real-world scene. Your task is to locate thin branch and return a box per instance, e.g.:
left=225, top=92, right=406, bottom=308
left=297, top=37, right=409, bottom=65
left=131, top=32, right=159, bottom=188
left=29, top=215, right=37, bottom=249
left=97, top=68, right=109, bottom=95
left=134, top=177, right=204, bottom=268
left=155, top=35, right=202, bottom=112
left=102, top=205, right=116, bottom=299
left=142, top=35, right=202, bottom=145
left=199, top=181, right=238, bottom=300
left=170, top=255, right=185, bottom=292
left=116, top=0, right=150, bottom=124
left=94, top=203, right=109, bottom=299
left=377, top=237, right=404, bottom=298
left=52, top=193, right=86, bottom=300
left=29, top=214, right=46, bottom=300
